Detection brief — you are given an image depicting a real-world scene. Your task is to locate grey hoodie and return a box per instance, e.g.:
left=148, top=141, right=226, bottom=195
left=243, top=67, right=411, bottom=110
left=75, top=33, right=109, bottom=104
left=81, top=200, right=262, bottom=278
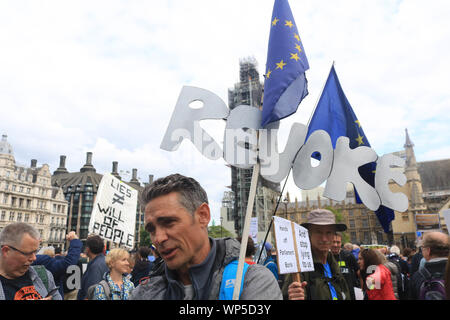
left=131, top=237, right=282, bottom=300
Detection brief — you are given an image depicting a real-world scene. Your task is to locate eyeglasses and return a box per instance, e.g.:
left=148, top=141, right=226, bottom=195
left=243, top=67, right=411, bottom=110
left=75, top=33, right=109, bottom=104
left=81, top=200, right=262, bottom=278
left=1, top=245, right=39, bottom=257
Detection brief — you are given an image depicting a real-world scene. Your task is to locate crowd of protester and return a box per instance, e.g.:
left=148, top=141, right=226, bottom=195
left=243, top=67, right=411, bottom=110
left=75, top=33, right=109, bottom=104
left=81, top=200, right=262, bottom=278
left=1, top=173, right=449, bottom=300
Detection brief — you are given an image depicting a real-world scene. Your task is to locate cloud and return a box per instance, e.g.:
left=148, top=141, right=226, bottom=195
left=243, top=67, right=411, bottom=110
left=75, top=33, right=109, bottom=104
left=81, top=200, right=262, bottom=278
left=0, top=0, right=449, bottom=225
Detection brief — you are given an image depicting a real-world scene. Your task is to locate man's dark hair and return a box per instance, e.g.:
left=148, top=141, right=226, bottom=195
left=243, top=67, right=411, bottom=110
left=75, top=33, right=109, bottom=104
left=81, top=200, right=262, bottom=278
left=54, top=247, right=62, bottom=255
left=237, top=236, right=256, bottom=257
left=423, top=233, right=450, bottom=258
left=138, top=246, right=151, bottom=259
left=334, top=232, right=343, bottom=239
left=140, top=173, right=208, bottom=215
left=86, top=235, right=104, bottom=255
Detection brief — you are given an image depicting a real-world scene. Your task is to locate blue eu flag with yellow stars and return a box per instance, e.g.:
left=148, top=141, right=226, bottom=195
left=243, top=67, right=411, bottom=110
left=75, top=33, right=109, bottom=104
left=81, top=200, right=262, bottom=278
left=306, top=65, right=394, bottom=233
left=261, top=0, right=309, bottom=128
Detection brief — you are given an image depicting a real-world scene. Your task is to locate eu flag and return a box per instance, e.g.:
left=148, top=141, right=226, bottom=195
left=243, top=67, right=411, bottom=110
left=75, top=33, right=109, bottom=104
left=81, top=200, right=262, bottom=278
left=261, top=0, right=309, bottom=128
left=306, top=65, right=394, bottom=233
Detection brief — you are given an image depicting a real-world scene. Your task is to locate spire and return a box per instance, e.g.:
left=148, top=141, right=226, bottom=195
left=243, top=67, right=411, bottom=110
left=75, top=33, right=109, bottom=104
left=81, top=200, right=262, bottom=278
left=404, top=129, right=417, bottom=168
left=404, top=128, right=414, bottom=148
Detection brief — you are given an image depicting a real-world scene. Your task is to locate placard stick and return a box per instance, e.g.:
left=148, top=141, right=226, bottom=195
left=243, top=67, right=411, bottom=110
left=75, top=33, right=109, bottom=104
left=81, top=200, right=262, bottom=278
left=232, top=161, right=260, bottom=300
left=291, top=221, right=302, bottom=283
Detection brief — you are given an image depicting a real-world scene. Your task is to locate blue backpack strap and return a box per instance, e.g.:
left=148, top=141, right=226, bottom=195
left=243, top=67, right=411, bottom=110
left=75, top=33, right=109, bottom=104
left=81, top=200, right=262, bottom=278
left=219, top=260, right=249, bottom=300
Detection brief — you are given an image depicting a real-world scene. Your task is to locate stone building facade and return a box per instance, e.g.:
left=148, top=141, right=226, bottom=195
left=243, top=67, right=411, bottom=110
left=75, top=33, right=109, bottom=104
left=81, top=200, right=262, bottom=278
left=0, top=135, right=68, bottom=248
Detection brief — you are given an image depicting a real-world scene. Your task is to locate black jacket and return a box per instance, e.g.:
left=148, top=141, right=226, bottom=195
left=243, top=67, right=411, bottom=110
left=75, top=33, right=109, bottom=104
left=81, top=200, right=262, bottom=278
left=333, top=249, right=360, bottom=300
left=131, top=260, right=153, bottom=287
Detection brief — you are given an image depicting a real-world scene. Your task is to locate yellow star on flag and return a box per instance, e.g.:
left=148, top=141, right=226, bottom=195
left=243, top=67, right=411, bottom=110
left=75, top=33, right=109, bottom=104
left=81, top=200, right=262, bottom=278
left=290, top=53, right=300, bottom=61
left=355, top=120, right=361, bottom=128
left=356, top=134, right=364, bottom=146
left=272, top=17, right=279, bottom=26
left=276, top=60, right=287, bottom=70
left=266, top=69, right=272, bottom=79
left=285, top=20, right=293, bottom=28
left=294, top=33, right=300, bottom=41
left=295, top=44, right=302, bottom=52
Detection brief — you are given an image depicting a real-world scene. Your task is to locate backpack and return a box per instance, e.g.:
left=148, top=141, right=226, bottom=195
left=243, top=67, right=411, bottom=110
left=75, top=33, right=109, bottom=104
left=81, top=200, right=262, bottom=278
left=86, top=280, right=111, bottom=300
left=31, top=265, right=49, bottom=291
left=387, top=257, right=409, bottom=300
left=418, top=268, right=446, bottom=300
left=219, top=260, right=249, bottom=300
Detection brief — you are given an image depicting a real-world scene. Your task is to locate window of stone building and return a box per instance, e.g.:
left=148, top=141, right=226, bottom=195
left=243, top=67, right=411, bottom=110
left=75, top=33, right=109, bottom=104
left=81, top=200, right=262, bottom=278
left=3, top=194, right=7, bottom=204
left=11, top=197, right=16, bottom=207
left=349, top=219, right=355, bottom=228
left=362, top=219, right=369, bottom=228
left=4, top=182, right=9, bottom=191
left=24, top=214, right=29, bottom=223
left=19, top=198, right=24, bottom=208
left=17, top=212, right=22, bottom=222
left=9, top=212, right=15, bottom=221
left=39, top=215, right=44, bottom=224
left=377, top=231, right=384, bottom=244
left=1, top=211, right=5, bottom=221
left=363, top=231, right=370, bottom=244
left=348, top=210, right=353, bottom=217
left=53, top=204, right=57, bottom=213
left=351, top=232, right=357, bottom=243
left=26, top=199, right=31, bottom=209
left=12, top=185, right=16, bottom=192
left=19, top=186, right=23, bottom=193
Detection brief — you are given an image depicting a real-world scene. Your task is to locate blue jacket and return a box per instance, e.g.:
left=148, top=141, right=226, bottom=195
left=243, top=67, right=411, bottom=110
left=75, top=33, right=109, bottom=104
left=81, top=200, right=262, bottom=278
left=32, top=239, right=82, bottom=298
left=263, top=255, right=279, bottom=280
left=77, top=253, right=109, bottom=300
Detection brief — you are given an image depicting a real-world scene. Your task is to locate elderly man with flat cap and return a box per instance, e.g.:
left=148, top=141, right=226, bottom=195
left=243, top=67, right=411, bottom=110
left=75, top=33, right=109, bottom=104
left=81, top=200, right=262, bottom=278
left=285, top=209, right=351, bottom=300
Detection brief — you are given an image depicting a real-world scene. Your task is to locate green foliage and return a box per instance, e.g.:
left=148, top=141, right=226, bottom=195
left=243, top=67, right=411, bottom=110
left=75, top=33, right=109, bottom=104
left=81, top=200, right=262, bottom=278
left=325, top=206, right=350, bottom=244
left=139, top=227, right=152, bottom=248
left=208, top=225, right=233, bottom=239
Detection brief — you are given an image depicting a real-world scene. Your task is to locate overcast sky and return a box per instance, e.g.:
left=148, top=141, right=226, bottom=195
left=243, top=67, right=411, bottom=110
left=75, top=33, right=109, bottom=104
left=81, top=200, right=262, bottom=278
left=1, top=0, right=449, bottom=226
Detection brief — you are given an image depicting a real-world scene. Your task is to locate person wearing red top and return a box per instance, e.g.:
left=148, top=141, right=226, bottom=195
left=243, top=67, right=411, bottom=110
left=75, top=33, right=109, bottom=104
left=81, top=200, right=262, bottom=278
left=358, top=248, right=396, bottom=300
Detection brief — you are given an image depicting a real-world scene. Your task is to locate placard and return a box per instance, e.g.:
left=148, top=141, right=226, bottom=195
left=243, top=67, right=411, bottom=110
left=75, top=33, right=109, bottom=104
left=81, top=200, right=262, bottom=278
left=293, top=223, right=314, bottom=272
left=442, top=209, right=450, bottom=235
left=88, top=173, right=138, bottom=249
left=273, top=216, right=298, bottom=274
left=250, top=217, right=258, bottom=244
left=273, top=216, right=314, bottom=275
left=415, top=213, right=441, bottom=232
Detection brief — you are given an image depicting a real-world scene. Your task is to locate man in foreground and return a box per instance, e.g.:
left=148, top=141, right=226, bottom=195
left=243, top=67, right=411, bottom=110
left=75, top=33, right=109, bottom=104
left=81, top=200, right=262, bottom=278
left=131, top=173, right=282, bottom=300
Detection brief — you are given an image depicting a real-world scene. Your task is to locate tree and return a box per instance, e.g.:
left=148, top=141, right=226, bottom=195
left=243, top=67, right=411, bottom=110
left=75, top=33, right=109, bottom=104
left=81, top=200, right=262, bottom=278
left=325, top=206, right=350, bottom=244
left=208, top=225, right=233, bottom=239
left=139, top=227, right=152, bottom=248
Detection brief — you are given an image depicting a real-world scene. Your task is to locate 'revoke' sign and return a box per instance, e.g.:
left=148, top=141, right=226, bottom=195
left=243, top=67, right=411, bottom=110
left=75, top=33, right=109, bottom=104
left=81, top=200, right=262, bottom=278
left=161, top=86, right=409, bottom=214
